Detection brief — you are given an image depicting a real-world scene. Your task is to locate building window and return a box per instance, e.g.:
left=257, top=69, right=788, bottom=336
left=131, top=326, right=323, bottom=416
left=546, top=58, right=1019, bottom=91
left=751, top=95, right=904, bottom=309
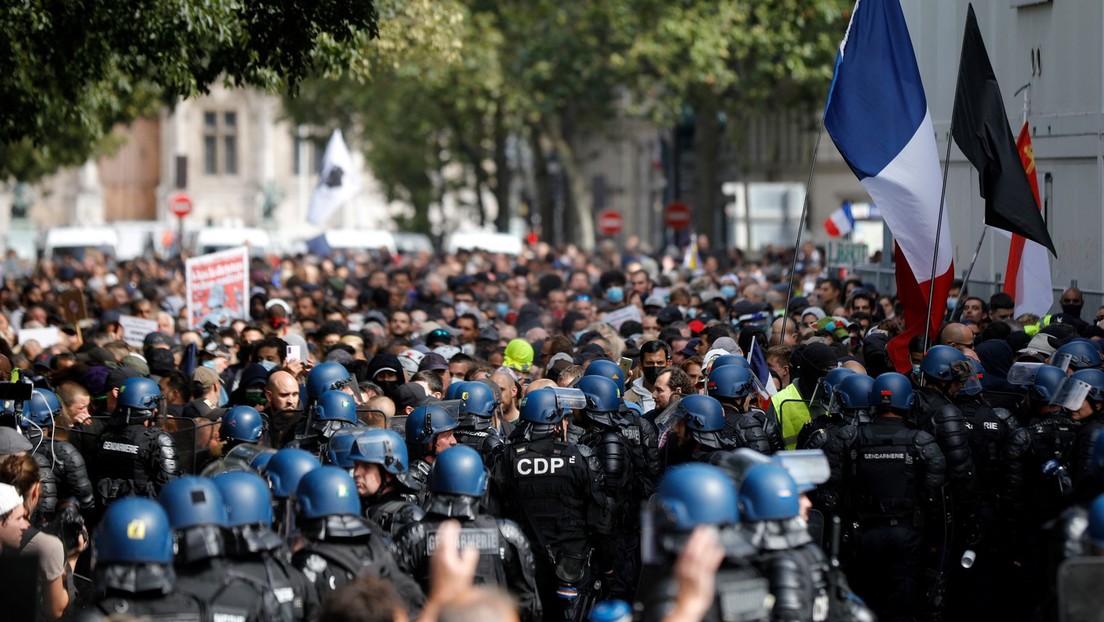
left=292, top=134, right=325, bottom=175
left=203, top=111, right=239, bottom=175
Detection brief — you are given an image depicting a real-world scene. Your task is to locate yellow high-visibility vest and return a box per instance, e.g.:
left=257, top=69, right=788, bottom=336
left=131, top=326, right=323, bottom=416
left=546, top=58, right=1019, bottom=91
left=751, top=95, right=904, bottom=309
left=770, top=383, right=811, bottom=450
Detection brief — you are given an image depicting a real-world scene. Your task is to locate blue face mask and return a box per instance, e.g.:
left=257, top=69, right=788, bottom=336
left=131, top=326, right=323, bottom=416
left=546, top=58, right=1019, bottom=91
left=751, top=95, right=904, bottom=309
left=721, top=285, right=737, bottom=300
left=607, top=287, right=624, bottom=304
left=258, top=360, right=278, bottom=372
left=947, top=297, right=958, bottom=311
left=496, top=302, right=510, bottom=318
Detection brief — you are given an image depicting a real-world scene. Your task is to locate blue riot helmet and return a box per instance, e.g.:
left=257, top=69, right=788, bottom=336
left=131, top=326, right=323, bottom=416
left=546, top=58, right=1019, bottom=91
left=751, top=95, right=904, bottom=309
left=444, top=381, right=467, bottom=401
left=834, top=374, right=874, bottom=410
left=1030, top=365, right=1068, bottom=403
left=427, top=445, right=488, bottom=498
left=589, top=600, right=633, bottom=622
left=1051, top=368, right=1104, bottom=413
left=654, top=464, right=740, bottom=531
left=220, top=405, right=266, bottom=444
left=212, top=471, right=273, bottom=528
left=23, top=388, right=61, bottom=427
left=519, top=388, right=563, bottom=426
left=250, top=448, right=277, bottom=472
left=456, top=381, right=499, bottom=427
left=679, top=394, right=729, bottom=450
left=919, top=345, right=970, bottom=383
left=115, top=376, right=163, bottom=423
left=869, top=372, right=914, bottom=413
left=513, top=387, right=586, bottom=442
left=1053, top=340, right=1103, bottom=373
left=315, top=390, right=358, bottom=424
left=710, top=354, right=750, bottom=372
left=577, top=375, right=624, bottom=427
left=584, top=359, right=626, bottom=394
left=94, top=497, right=175, bottom=566
left=296, top=466, right=361, bottom=520
left=306, top=362, right=353, bottom=403
left=350, top=429, right=410, bottom=475
left=1007, top=362, right=1043, bottom=388
left=264, top=448, right=321, bottom=499
left=706, top=364, right=759, bottom=401
left=157, top=476, right=227, bottom=563
left=818, top=367, right=857, bottom=408
left=738, top=463, right=801, bottom=521
left=406, top=404, right=459, bottom=460
left=326, top=428, right=367, bottom=469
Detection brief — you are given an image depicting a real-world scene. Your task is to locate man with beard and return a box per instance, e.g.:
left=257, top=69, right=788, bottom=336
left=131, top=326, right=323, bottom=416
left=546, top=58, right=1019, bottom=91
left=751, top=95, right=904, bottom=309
left=265, top=370, right=301, bottom=446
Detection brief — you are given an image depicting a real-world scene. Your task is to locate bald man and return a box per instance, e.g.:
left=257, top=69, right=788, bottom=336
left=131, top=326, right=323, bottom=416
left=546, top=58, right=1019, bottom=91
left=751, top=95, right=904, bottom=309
left=265, top=370, right=302, bottom=444
left=769, top=317, right=798, bottom=347
left=939, top=323, right=975, bottom=353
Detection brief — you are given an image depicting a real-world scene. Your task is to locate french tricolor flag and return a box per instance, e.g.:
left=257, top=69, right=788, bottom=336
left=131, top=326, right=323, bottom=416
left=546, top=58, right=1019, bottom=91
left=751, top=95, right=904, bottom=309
left=824, top=202, right=855, bottom=237
left=824, top=0, right=954, bottom=372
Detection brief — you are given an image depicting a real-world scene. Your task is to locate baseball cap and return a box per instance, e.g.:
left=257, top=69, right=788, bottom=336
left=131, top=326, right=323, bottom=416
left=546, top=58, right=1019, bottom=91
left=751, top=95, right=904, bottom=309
left=657, top=306, right=683, bottom=326
left=433, top=345, right=462, bottom=362
left=1018, top=333, right=1059, bottom=359
left=644, top=294, right=666, bottom=309
left=425, top=328, right=453, bottom=347
left=192, top=366, right=221, bottom=391
left=418, top=352, right=450, bottom=372
left=678, top=338, right=701, bottom=358
left=394, top=383, right=431, bottom=411
left=0, top=483, right=22, bottom=515
left=239, top=363, right=271, bottom=388
left=106, top=366, right=141, bottom=392
left=0, top=428, right=32, bottom=456
left=398, top=349, right=425, bottom=377
left=144, top=332, right=173, bottom=348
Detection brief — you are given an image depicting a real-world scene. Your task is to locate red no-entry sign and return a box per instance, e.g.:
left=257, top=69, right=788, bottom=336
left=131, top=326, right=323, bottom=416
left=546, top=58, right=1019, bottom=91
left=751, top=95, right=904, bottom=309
left=597, top=209, right=623, bottom=236
left=169, top=192, right=193, bottom=218
left=664, top=201, right=691, bottom=230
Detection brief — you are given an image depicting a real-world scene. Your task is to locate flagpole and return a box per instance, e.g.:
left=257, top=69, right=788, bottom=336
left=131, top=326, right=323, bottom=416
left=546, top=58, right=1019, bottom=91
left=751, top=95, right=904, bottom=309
left=922, top=125, right=956, bottom=352
left=780, top=128, right=825, bottom=346
left=948, top=227, right=988, bottom=320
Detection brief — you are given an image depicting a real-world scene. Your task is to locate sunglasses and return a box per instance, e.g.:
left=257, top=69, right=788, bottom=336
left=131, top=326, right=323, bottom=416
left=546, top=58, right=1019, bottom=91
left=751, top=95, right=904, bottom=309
left=576, top=295, right=591, bottom=302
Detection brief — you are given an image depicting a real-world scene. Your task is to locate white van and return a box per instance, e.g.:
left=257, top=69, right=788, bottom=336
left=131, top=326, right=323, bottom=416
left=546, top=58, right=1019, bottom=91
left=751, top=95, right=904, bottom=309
left=315, top=230, right=398, bottom=256
left=445, top=231, right=524, bottom=256
left=190, top=227, right=272, bottom=256
left=43, top=226, right=119, bottom=259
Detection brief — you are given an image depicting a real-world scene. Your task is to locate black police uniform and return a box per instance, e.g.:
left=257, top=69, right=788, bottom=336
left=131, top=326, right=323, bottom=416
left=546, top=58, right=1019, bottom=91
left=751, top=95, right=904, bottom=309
left=1002, top=412, right=1080, bottom=528
left=292, top=516, right=426, bottom=611
left=222, top=526, right=319, bottom=622
left=175, top=557, right=281, bottom=622
left=406, top=458, right=432, bottom=505
left=394, top=512, right=542, bottom=621
left=913, top=388, right=978, bottom=500
left=641, top=528, right=772, bottom=622
left=827, top=416, right=947, bottom=622
left=724, top=403, right=783, bottom=454
left=578, top=421, right=636, bottom=601
left=23, top=429, right=95, bottom=524
left=455, top=424, right=506, bottom=466
left=364, top=488, right=426, bottom=538
left=79, top=564, right=204, bottom=622
left=93, top=421, right=178, bottom=504
left=494, top=432, right=611, bottom=622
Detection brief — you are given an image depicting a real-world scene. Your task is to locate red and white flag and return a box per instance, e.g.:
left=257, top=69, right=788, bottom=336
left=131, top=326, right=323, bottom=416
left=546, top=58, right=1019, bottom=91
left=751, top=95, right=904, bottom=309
left=1003, top=122, right=1052, bottom=316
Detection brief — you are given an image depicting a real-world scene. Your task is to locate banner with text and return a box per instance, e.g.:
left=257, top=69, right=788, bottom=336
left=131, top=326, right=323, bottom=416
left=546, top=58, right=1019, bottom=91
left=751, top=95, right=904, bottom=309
left=185, top=246, right=249, bottom=331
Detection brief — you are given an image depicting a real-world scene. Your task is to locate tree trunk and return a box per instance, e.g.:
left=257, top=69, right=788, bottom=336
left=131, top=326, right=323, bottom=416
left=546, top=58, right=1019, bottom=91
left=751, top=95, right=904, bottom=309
left=528, top=123, right=555, bottom=244
left=545, top=116, right=595, bottom=252
left=492, top=103, right=511, bottom=233
left=692, top=89, right=723, bottom=250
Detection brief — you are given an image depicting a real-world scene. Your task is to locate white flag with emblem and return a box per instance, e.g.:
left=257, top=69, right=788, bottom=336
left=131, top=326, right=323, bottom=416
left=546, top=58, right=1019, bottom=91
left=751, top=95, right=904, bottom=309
left=307, top=129, right=362, bottom=226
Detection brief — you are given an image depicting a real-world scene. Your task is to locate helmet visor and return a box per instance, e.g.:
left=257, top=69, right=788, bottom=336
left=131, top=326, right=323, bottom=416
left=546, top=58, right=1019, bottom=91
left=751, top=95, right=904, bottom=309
left=1007, top=362, right=1042, bottom=387
left=1050, top=377, right=1092, bottom=412
left=1052, top=351, right=1075, bottom=372
left=550, top=387, right=587, bottom=412
left=772, top=450, right=830, bottom=493
left=652, top=399, right=687, bottom=443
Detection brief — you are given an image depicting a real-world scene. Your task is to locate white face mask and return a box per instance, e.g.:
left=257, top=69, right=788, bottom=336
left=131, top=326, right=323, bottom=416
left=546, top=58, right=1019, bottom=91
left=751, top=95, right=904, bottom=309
left=946, top=297, right=958, bottom=311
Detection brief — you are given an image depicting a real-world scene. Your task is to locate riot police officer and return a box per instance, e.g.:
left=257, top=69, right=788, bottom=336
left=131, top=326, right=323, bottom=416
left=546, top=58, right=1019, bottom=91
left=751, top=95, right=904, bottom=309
left=802, top=373, right=875, bottom=454
left=393, top=445, right=542, bottom=621
left=738, top=462, right=834, bottom=622
left=405, top=403, right=459, bottom=499
left=655, top=394, right=735, bottom=467
left=795, top=368, right=855, bottom=452
left=79, top=498, right=204, bottom=620
left=1066, top=368, right=1104, bottom=483
left=1052, top=340, right=1102, bottom=374
left=200, top=405, right=268, bottom=476
left=285, top=389, right=361, bottom=458
left=93, top=376, right=178, bottom=505
left=494, top=387, right=611, bottom=622
left=20, top=388, right=95, bottom=523
left=263, top=448, right=321, bottom=537
left=708, top=364, right=783, bottom=454
left=291, top=466, right=425, bottom=609
left=638, top=463, right=771, bottom=622
left=277, top=362, right=356, bottom=446
left=324, top=427, right=366, bottom=468
left=826, top=372, right=947, bottom=622
left=348, top=428, right=426, bottom=537
left=158, top=476, right=279, bottom=621
left=452, top=380, right=506, bottom=465
left=212, top=470, right=319, bottom=622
